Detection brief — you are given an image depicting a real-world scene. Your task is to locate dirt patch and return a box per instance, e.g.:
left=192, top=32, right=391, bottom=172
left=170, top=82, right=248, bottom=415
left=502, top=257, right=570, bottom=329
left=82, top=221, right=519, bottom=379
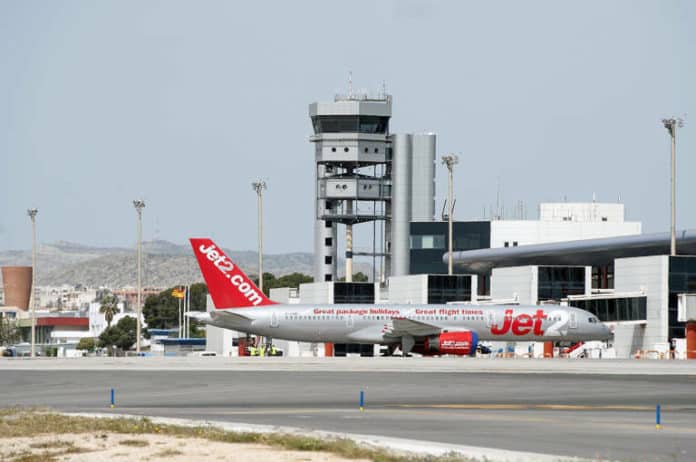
left=1, top=433, right=371, bottom=462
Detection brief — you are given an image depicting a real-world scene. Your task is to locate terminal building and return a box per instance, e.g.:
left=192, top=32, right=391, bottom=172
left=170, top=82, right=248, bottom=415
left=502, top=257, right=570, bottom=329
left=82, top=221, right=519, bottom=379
left=205, top=88, right=695, bottom=360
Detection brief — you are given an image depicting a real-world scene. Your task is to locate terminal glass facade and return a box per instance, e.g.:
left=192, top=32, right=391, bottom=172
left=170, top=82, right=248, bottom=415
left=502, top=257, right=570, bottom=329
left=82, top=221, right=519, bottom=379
left=427, top=275, right=472, bottom=304
left=333, top=282, right=375, bottom=304
left=537, top=266, right=585, bottom=301
left=409, top=221, right=490, bottom=275
left=668, top=256, right=696, bottom=341
left=569, top=297, right=647, bottom=322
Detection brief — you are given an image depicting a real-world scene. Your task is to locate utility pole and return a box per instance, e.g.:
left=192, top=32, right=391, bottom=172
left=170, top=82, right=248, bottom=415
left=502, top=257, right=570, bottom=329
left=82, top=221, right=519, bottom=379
left=251, top=180, right=267, bottom=292
left=133, top=200, right=145, bottom=353
left=27, top=208, right=38, bottom=357
left=662, top=118, right=684, bottom=256
left=441, top=155, right=458, bottom=275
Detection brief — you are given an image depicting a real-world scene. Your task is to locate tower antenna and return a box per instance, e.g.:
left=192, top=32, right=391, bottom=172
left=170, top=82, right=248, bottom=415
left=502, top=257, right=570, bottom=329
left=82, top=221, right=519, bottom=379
left=348, top=71, right=353, bottom=99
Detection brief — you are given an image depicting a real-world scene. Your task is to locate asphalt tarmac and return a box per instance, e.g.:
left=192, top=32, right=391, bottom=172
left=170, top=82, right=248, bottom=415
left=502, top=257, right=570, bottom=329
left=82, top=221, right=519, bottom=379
left=1, top=360, right=696, bottom=461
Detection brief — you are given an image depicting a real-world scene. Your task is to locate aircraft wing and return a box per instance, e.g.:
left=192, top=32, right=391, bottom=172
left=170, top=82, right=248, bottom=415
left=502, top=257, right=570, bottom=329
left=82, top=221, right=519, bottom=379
left=209, top=309, right=253, bottom=329
left=386, top=317, right=442, bottom=338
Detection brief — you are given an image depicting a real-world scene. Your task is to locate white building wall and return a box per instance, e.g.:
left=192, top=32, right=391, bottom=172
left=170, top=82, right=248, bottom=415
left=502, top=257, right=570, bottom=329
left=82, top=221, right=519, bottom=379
left=539, top=202, right=626, bottom=223
left=490, top=266, right=537, bottom=304
left=614, top=255, right=669, bottom=349
left=299, top=282, right=333, bottom=304
left=490, top=220, right=641, bottom=249
left=387, top=275, right=428, bottom=304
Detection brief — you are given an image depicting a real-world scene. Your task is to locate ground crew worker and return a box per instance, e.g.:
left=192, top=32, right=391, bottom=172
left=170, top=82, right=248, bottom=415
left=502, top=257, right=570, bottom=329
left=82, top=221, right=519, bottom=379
left=270, top=345, right=278, bottom=356
left=249, top=345, right=258, bottom=356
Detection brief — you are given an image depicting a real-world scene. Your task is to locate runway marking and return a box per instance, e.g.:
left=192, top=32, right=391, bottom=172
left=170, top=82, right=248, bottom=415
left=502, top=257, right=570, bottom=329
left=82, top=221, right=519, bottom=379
left=389, top=404, right=692, bottom=412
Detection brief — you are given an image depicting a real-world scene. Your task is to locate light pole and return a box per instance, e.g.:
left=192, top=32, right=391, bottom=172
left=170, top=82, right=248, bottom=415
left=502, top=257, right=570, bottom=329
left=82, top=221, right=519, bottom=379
left=27, top=208, right=38, bottom=357
left=132, top=199, right=145, bottom=354
left=662, top=117, right=684, bottom=256
left=441, top=155, right=458, bottom=275
left=251, top=181, right=267, bottom=292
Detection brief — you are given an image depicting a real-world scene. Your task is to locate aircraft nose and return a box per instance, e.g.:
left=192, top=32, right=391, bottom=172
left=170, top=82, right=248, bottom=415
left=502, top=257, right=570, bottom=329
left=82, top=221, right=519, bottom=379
left=602, top=323, right=612, bottom=339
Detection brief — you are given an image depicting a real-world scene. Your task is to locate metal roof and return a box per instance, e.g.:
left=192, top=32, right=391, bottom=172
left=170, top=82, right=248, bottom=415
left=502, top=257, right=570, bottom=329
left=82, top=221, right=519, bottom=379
left=444, top=229, right=696, bottom=274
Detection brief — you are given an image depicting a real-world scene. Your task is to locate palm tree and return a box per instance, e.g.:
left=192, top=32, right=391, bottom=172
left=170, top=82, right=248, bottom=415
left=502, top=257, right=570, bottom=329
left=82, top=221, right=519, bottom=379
left=99, top=294, right=119, bottom=329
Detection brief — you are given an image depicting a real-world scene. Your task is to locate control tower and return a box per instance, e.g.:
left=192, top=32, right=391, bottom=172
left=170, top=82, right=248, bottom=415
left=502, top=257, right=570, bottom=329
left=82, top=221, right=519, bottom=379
left=309, top=89, right=436, bottom=283
left=309, top=91, right=392, bottom=283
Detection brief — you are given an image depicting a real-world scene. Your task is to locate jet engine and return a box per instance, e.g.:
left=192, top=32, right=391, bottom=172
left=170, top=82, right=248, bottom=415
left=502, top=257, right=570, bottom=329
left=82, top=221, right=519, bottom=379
left=423, top=331, right=478, bottom=356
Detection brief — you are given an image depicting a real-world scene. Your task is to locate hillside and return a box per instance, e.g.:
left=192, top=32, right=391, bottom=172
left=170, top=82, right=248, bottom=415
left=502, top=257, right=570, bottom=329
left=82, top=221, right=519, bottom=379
left=0, top=241, right=370, bottom=288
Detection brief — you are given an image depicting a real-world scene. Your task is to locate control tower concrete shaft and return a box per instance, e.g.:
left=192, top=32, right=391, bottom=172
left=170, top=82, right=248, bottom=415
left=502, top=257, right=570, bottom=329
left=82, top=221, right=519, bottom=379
left=309, top=93, right=392, bottom=283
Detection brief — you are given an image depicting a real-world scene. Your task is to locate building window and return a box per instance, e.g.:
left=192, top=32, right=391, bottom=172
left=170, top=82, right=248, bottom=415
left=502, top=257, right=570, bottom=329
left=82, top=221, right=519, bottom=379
left=334, top=282, right=374, bottom=304
left=601, top=217, right=608, bottom=222
left=513, top=241, right=518, bottom=247
left=410, top=235, right=445, bottom=250
left=374, top=147, right=379, bottom=153
left=324, top=237, right=333, bottom=246
left=569, top=297, right=647, bottom=322
left=504, top=242, right=509, bottom=247
left=364, top=147, right=369, bottom=153
left=324, top=256, right=332, bottom=265
left=324, top=221, right=333, bottom=228
left=324, top=274, right=332, bottom=282
left=427, top=275, right=472, bottom=304
left=538, top=266, right=585, bottom=301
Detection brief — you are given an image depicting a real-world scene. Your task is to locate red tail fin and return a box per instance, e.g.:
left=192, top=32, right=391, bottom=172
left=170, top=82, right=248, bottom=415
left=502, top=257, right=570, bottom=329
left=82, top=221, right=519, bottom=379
left=189, top=238, right=277, bottom=309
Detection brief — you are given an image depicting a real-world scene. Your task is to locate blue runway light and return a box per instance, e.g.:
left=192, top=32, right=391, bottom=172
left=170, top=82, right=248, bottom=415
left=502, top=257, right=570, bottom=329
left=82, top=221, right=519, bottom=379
left=360, top=390, right=364, bottom=412
left=110, top=388, right=115, bottom=408
left=656, top=404, right=661, bottom=429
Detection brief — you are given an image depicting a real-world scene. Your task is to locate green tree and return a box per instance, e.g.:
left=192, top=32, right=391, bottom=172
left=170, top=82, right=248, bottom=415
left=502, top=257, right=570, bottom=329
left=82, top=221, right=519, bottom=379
left=143, top=283, right=208, bottom=333
left=76, top=337, right=96, bottom=352
left=255, top=272, right=313, bottom=296
left=0, top=317, right=20, bottom=346
left=99, top=316, right=137, bottom=354
left=338, top=272, right=370, bottom=282
left=99, top=294, right=119, bottom=329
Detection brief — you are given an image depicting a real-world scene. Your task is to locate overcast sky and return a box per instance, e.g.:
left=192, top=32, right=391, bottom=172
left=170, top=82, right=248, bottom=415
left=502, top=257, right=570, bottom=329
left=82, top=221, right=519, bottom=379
left=1, top=0, right=694, bottom=253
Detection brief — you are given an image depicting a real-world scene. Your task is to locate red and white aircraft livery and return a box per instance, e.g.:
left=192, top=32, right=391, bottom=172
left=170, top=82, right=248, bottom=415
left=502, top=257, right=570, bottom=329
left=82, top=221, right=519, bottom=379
left=188, top=238, right=611, bottom=356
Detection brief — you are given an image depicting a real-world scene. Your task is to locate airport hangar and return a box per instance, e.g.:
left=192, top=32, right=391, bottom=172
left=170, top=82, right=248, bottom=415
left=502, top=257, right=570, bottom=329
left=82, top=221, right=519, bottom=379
left=447, top=230, right=696, bottom=358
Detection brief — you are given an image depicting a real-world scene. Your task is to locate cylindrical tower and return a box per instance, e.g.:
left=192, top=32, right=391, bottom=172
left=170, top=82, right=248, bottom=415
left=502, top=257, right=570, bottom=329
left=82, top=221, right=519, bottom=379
left=390, top=134, right=412, bottom=276
left=411, top=133, right=437, bottom=221
left=1, top=266, right=32, bottom=310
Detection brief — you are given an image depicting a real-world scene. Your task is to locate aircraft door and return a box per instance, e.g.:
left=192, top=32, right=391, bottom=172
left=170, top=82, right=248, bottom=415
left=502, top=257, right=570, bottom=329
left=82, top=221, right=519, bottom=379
left=270, top=311, right=279, bottom=328
left=486, top=311, right=495, bottom=328
left=569, top=311, right=577, bottom=329
left=346, top=314, right=354, bottom=328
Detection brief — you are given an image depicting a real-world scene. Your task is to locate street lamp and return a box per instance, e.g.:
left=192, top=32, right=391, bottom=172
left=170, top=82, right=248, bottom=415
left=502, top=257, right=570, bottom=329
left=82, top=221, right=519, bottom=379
left=661, top=117, right=684, bottom=256
left=251, top=181, right=267, bottom=292
left=27, top=208, right=38, bottom=357
left=132, top=199, right=145, bottom=354
left=441, top=155, right=458, bottom=275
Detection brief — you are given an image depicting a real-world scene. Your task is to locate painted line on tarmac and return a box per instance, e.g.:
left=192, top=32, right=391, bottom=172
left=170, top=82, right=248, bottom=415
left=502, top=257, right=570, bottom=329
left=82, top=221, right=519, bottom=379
left=391, top=404, right=657, bottom=411
left=61, top=411, right=589, bottom=462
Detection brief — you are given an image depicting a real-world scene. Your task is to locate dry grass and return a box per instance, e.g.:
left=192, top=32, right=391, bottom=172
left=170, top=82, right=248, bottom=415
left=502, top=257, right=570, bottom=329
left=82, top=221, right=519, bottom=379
left=119, top=438, right=150, bottom=447
left=0, top=408, right=475, bottom=462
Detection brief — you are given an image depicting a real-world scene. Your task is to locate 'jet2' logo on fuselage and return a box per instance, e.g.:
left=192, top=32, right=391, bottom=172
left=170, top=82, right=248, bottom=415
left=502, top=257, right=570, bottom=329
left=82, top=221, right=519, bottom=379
left=490, top=309, right=547, bottom=336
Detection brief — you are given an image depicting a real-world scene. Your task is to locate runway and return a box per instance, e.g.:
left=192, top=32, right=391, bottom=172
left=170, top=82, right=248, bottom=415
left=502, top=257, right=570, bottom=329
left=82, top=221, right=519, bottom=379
left=1, top=359, right=696, bottom=461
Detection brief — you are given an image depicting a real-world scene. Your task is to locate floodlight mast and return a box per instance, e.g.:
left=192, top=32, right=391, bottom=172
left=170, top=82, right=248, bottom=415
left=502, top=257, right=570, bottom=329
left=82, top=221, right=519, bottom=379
left=662, top=117, right=684, bottom=256
left=441, top=155, right=459, bottom=275
left=251, top=181, right=267, bottom=292
left=132, top=199, right=145, bottom=353
left=27, top=208, right=38, bottom=358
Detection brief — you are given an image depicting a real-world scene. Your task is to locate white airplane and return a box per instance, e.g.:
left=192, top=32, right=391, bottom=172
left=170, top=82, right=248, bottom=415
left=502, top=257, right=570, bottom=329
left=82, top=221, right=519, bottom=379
left=188, top=238, right=611, bottom=356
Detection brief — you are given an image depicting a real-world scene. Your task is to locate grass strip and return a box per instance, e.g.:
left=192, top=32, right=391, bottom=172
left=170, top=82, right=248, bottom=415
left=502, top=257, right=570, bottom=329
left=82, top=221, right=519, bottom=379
left=0, top=408, right=474, bottom=462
